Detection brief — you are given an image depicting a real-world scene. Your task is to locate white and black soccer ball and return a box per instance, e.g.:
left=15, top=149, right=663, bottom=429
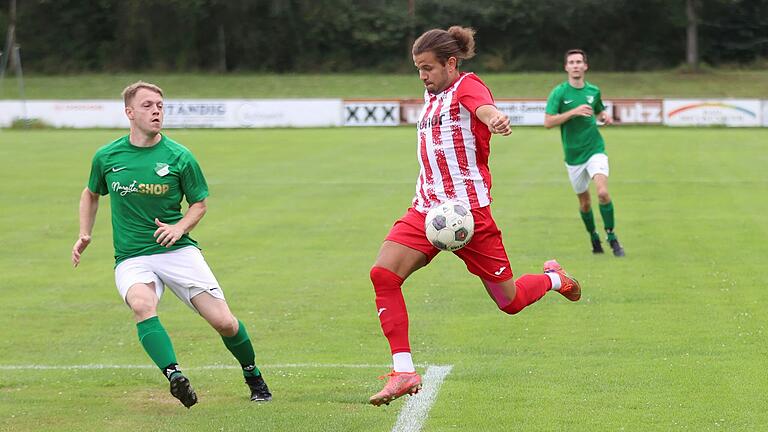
left=424, top=201, right=474, bottom=251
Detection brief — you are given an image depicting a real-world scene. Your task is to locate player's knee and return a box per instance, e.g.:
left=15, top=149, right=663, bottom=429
left=128, top=296, right=157, bottom=317
left=210, top=316, right=238, bottom=336
left=597, top=190, right=610, bottom=204
left=501, top=304, right=521, bottom=315
left=370, top=266, right=399, bottom=291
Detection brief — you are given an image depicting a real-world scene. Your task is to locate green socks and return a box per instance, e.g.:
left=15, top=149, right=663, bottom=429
left=136, top=316, right=179, bottom=379
left=599, top=201, right=616, bottom=240
left=222, top=319, right=261, bottom=377
left=580, top=209, right=599, bottom=240
left=138, top=316, right=261, bottom=380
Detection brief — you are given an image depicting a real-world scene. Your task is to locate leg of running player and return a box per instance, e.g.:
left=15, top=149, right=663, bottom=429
left=368, top=241, right=427, bottom=406
left=192, top=293, right=272, bottom=402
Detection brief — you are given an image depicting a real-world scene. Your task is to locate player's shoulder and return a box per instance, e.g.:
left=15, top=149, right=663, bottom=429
left=160, top=135, right=194, bottom=156
left=583, top=81, right=601, bottom=92
left=159, top=135, right=201, bottom=167
left=456, top=72, right=492, bottom=96
left=553, top=81, right=571, bottom=92
left=460, top=72, right=483, bottom=84
left=548, top=81, right=569, bottom=96
left=93, top=135, right=128, bottom=158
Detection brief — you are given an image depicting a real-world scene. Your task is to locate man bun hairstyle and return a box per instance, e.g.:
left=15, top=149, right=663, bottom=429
left=413, top=26, right=476, bottom=65
left=121, top=81, right=164, bottom=107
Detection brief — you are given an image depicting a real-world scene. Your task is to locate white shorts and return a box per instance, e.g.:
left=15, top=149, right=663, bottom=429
left=114, top=246, right=224, bottom=313
left=566, top=153, right=609, bottom=194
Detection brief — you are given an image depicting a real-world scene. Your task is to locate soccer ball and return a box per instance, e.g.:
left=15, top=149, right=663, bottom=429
left=424, top=201, right=474, bottom=251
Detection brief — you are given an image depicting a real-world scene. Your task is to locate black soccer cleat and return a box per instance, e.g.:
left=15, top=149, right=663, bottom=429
left=609, top=238, right=625, bottom=257
left=591, top=238, right=604, bottom=254
left=170, top=373, right=198, bottom=408
left=246, top=375, right=272, bottom=402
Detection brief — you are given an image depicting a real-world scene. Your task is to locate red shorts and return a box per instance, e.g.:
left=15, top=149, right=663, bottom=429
left=385, top=206, right=513, bottom=282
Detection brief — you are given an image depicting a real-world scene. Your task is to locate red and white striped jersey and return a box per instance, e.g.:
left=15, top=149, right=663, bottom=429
left=412, top=72, right=495, bottom=213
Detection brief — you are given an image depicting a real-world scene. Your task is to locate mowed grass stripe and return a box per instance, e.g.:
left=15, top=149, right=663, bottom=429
left=0, top=127, right=766, bottom=431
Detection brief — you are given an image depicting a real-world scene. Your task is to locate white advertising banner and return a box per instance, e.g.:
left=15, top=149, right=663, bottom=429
left=664, top=99, right=761, bottom=127
left=343, top=101, right=400, bottom=126
left=164, top=99, right=342, bottom=128
left=495, top=100, right=547, bottom=126
left=0, top=100, right=128, bottom=128
left=763, top=100, right=768, bottom=127
left=0, top=99, right=343, bottom=128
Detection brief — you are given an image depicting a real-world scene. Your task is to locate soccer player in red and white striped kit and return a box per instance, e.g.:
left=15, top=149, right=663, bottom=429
left=368, top=26, right=582, bottom=406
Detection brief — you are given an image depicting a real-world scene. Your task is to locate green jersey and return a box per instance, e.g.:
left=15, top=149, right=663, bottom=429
left=545, top=81, right=606, bottom=165
left=87, top=134, right=209, bottom=265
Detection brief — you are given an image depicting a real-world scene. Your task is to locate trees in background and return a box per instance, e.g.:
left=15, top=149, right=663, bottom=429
left=2, top=0, right=766, bottom=73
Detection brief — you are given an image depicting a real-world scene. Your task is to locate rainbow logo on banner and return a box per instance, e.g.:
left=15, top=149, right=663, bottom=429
left=668, top=102, right=757, bottom=118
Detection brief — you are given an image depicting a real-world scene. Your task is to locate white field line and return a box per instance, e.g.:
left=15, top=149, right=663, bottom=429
left=0, top=363, right=433, bottom=370
left=1, top=362, right=454, bottom=432
left=392, top=365, right=453, bottom=432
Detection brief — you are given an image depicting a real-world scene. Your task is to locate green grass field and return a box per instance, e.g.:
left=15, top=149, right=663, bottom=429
left=2, top=70, right=768, bottom=99
left=1, top=126, right=767, bottom=431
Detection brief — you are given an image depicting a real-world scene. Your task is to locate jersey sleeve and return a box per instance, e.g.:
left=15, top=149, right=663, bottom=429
left=545, top=86, right=562, bottom=115
left=87, top=151, right=108, bottom=195
left=594, top=89, right=606, bottom=114
left=180, top=152, right=209, bottom=204
left=457, top=78, right=495, bottom=114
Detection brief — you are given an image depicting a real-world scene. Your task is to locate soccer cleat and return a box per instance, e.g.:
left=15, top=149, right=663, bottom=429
left=369, top=371, right=422, bottom=406
left=543, top=259, right=581, bottom=302
left=169, top=373, right=198, bottom=408
left=609, top=238, right=625, bottom=257
left=245, top=375, right=273, bottom=402
left=591, top=237, right=604, bottom=254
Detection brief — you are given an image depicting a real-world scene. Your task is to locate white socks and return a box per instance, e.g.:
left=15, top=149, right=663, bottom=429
left=393, top=352, right=415, bottom=373
left=546, top=271, right=562, bottom=291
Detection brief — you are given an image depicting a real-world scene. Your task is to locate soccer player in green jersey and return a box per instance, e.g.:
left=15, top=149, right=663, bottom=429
left=544, top=49, right=625, bottom=257
left=71, top=81, right=272, bottom=408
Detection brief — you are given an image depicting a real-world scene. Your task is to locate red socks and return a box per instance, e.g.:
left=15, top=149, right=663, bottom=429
left=372, top=267, right=551, bottom=353
left=501, top=274, right=552, bottom=315
left=370, top=266, right=410, bottom=354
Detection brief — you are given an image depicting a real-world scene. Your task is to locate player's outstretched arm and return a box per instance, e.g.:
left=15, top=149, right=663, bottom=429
left=544, top=105, right=594, bottom=128
left=154, top=199, right=207, bottom=247
left=72, top=188, right=100, bottom=267
left=476, top=105, right=512, bottom=136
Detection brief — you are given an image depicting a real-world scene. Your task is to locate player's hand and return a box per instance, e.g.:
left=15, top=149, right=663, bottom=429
left=72, top=234, right=92, bottom=267
left=154, top=218, right=185, bottom=247
left=488, top=114, right=512, bottom=136
left=572, top=104, right=593, bottom=117
left=600, top=112, right=614, bottom=125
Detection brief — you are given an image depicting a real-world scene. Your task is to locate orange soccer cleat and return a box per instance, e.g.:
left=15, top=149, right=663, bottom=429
left=543, top=259, right=581, bottom=302
left=369, top=371, right=422, bottom=406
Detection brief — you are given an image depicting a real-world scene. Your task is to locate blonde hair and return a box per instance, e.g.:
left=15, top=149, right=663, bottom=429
left=121, top=81, right=164, bottom=106
left=412, top=26, right=476, bottom=65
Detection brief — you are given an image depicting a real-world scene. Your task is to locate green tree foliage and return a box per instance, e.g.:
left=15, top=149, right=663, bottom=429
left=4, top=0, right=767, bottom=73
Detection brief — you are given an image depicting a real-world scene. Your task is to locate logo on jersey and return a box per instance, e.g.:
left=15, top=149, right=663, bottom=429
left=155, top=163, right=170, bottom=177
left=111, top=166, right=127, bottom=172
left=112, top=180, right=139, bottom=196
left=586, top=95, right=594, bottom=104
left=563, top=100, right=574, bottom=105
left=418, top=113, right=445, bottom=130
left=494, top=266, right=507, bottom=276
left=111, top=180, right=170, bottom=197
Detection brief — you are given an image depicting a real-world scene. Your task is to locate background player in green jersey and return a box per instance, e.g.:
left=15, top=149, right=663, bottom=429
left=71, top=81, right=272, bottom=408
left=544, top=49, right=625, bottom=257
